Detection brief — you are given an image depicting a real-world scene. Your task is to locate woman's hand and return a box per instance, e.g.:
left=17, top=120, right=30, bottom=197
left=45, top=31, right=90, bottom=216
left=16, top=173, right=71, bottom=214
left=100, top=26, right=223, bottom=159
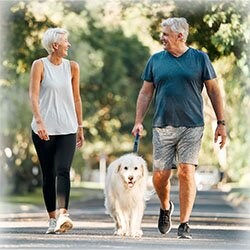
left=76, top=127, right=84, bottom=148
left=37, top=121, right=50, bottom=141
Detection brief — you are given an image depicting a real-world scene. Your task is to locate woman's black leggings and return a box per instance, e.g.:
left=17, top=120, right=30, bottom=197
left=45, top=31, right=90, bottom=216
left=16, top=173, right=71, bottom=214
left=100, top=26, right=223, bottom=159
left=32, top=131, right=76, bottom=213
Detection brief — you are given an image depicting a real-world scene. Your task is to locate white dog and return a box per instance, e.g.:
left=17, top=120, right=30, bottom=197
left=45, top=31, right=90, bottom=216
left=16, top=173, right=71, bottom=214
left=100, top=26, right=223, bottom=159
left=104, top=153, right=148, bottom=237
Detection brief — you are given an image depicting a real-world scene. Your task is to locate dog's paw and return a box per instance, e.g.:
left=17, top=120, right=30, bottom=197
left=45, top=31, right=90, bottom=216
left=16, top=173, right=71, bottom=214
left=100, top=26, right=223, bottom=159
left=114, top=229, right=126, bottom=236
left=130, top=229, right=143, bottom=238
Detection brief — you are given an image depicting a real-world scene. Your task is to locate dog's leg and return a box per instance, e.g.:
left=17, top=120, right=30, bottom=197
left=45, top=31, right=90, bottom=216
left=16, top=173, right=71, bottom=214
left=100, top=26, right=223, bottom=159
left=113, top=214, right=122, bottom=234
left=124, top=212, right=131, bottom=236
left=129, top=200, right=144, bottom=237
left=109, top=206, right=123, bottom=236
left=113, top=203, right=127, bottom=236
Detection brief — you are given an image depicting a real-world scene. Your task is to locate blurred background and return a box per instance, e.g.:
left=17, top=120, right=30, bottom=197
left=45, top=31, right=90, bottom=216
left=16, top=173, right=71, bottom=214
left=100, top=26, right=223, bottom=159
left=0, top=0, right=249, bottom=201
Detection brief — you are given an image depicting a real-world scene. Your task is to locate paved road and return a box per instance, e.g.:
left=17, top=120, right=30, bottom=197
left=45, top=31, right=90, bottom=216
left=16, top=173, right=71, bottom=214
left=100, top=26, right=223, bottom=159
left=0, top=187, right=250, bottom=250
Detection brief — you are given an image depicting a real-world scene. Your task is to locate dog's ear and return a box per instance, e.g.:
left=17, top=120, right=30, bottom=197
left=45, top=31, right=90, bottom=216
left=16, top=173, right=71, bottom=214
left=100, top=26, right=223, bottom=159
left=141, top=160, right=147, bottom=176
left=141, top=164, right=144, bottom=176
left=116, top=164, right=121, bottom=173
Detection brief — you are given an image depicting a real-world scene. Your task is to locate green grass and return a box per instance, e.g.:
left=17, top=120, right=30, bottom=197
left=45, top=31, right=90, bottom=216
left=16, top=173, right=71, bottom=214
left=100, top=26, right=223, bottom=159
left=1, top=185, right=103, bottom=206
left=2, top=188, right=44, bottom=205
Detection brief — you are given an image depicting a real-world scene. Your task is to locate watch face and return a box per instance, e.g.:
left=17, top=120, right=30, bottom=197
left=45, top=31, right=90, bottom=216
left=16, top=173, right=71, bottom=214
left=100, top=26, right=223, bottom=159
left=217, top=120, right=225, bottom=125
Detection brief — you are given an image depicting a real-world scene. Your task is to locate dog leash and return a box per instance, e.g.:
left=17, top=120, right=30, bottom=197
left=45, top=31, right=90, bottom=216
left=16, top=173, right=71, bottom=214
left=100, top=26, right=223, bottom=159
left=133, top=133, right=140, bottom=153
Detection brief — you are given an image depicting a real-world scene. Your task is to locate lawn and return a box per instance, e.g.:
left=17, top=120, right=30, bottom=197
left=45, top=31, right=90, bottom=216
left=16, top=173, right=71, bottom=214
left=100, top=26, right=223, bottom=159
left=1, top=183, right=104, bottom=206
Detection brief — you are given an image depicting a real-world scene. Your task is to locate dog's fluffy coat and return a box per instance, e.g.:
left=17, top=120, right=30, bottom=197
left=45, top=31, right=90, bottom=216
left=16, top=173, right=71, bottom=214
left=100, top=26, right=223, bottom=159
left=104, top=153, right=148, bottom=237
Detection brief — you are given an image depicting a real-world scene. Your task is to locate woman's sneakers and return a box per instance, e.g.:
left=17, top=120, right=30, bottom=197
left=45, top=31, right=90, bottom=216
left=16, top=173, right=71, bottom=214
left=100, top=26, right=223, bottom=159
left=46, top=214, right=73, bottom=234
left=46, top=218, right=57, bottom=234
left=54, top=214, right=73, bottom=233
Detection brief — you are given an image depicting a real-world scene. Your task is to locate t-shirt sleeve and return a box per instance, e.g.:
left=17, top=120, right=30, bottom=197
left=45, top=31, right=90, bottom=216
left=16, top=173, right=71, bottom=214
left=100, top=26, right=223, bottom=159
left=141, top=56, right=154, bottom=82
left=202, top=53, right=217, bottom=81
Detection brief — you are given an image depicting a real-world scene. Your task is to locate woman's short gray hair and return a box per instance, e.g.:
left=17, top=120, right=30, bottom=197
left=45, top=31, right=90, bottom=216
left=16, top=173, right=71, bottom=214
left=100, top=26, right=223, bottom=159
left=42, top=28, right=69, bottom=54
left=161, top=18, right=189, bottom=42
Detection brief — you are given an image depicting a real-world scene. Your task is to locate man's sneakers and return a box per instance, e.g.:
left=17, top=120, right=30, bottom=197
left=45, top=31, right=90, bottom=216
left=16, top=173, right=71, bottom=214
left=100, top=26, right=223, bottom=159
left=157, top=201, right=192, bottom=239
left=158, top=201, right=174, bottom=234
left=46, top=218, right=57, bottom=234
left=177, top=222, right=192, bottom=239
left=55, top=214, right=73, bottom=233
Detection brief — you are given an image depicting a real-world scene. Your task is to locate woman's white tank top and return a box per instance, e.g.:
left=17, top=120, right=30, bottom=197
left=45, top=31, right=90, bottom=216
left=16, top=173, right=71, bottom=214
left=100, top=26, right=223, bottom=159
left=31, top=57, right=78, bottom=135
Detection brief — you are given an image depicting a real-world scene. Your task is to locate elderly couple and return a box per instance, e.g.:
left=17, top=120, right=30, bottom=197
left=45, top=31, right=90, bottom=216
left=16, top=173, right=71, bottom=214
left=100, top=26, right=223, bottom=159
left=29, top=17, right=226, bottom=238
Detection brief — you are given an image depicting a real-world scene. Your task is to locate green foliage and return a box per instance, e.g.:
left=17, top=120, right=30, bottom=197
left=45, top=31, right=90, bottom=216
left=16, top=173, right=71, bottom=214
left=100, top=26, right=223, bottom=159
left=0, top=2, right=56, bottom=194
left=64, top=8, right=152, bottom=162
left=146, top=0, right=249, bottom=60
left=223, top=57, right=250, bottom=183
left=80, top=20, right=150, bottom=140
left=2, top=3, right=55, bottom=82
left=0, top=1, right=151, bottom=193
left=143, top=0, right=250, bottom=184
left=1, top=0, right=249, bottom=194
left=0, top=83, right=41, bottom=194
left=174, top=0, right=250, bottom=184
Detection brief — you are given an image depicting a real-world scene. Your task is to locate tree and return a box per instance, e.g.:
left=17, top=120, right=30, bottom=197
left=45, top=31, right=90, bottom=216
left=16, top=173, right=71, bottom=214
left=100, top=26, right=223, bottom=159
left=0, top=1, right=151, bottom=193
left=0, top=1, right=57, bottom=193
left=1, top=0, right=249, bottom=194
left=144, top=0, right=250, bottom=183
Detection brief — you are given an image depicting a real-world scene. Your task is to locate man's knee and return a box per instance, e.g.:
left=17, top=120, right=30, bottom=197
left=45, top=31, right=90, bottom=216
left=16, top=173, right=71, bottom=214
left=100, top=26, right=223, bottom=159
left=178, top=164, right=195, bottom=180
left=153, top=170, right=171, bottom=183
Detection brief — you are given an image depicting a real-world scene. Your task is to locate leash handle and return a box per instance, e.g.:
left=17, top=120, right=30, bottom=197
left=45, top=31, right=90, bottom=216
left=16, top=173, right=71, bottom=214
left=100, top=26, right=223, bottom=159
left=133, top=133, right=140, bottom=153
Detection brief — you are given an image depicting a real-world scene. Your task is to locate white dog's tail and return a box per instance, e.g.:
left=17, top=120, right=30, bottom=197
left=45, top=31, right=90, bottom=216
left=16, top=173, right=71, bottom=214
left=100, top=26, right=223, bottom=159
left=144, top=188, right=156, bottom=201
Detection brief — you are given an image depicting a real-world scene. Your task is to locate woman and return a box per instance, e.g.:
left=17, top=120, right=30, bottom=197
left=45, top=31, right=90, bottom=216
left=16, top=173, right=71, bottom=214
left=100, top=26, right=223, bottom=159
left=29, top=27, right=84, bottom=234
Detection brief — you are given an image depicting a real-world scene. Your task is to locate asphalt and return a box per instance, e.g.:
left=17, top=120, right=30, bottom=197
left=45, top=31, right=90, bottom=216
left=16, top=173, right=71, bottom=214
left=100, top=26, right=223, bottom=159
left=0, top=186, right=250, bottom=250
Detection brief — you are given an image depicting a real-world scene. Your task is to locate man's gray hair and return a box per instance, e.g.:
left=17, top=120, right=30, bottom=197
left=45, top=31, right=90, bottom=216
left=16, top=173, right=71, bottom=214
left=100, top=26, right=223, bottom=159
left=42, top=28, right=69, bottom=54
left=161, top=18, right=189, bottom=42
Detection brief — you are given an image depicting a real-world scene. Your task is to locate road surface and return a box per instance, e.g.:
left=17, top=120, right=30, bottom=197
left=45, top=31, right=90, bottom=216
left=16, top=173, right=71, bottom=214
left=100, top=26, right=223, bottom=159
left=0, top=187, right=249, bottom=249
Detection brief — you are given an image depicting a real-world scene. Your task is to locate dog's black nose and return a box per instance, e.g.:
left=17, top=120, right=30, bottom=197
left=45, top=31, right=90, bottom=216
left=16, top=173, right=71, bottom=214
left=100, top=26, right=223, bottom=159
left=128, top=176, right=133, bottom=181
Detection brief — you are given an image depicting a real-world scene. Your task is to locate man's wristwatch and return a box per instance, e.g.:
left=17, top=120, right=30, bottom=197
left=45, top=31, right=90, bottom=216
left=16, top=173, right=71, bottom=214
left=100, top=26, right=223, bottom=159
left=217, top=120, right=226, bottom=126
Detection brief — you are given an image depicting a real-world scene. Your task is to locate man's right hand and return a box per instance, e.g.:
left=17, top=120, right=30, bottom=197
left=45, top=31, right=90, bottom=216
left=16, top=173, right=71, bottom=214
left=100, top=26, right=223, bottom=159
left=131, top=123, right=144, bottom=137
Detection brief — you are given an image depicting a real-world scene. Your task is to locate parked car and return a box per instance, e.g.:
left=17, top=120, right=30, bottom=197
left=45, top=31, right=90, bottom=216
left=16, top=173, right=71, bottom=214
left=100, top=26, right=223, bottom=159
left=195, top=166, right=221, bottom=190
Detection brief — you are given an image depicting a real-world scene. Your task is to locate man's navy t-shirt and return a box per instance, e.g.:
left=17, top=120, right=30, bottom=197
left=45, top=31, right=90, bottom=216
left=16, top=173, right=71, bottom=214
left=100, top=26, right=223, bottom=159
left=141, top=47, right=216, bottom=128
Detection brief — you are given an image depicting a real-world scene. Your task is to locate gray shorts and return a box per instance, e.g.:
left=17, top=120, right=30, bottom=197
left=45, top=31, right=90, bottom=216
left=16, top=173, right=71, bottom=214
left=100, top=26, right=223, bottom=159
left=152, top=126, right=204, bottom=170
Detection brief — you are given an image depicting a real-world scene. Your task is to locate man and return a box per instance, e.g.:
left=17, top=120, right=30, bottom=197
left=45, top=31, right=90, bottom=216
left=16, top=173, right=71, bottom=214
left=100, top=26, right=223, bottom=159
left=132, top=17, right=226, bottom=239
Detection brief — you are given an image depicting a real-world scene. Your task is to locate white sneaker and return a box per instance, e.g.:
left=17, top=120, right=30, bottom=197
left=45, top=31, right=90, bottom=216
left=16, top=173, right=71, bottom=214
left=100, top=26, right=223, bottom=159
left=46, top=218, right=57, bottom=234
left=55, top=214, right=73, bottom=233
